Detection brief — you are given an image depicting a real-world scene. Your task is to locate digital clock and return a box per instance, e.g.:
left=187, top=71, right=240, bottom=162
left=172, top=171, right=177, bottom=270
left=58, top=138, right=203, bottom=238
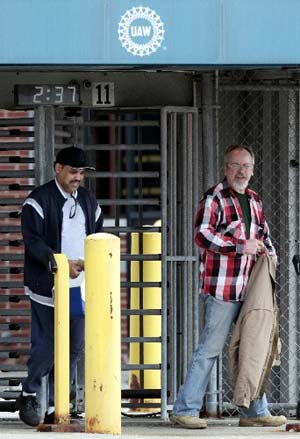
left=14, top=84, right=80, bottom=106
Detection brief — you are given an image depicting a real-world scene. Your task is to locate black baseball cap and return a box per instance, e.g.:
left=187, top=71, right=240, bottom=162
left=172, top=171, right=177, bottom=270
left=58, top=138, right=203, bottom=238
left=55, top=146, right=95, bottom=171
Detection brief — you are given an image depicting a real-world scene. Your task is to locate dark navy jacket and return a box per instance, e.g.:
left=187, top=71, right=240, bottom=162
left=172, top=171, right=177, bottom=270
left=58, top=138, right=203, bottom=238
left=21, top=179, right=103, bottom=303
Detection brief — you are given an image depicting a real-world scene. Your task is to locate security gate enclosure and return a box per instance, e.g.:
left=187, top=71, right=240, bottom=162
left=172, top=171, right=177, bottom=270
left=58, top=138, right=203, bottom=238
left=0, top=69, right=300, bottom=420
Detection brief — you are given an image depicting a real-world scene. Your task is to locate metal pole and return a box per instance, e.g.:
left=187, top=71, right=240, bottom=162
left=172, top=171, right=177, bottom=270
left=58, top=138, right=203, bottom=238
left=160, top=108, right=168, bottom=420
left=34, top=106, right=55, bottom=185
left=54, top=253, right=70, bottom=425
left=85, top=233, right=121, bottom=434
left=143, top=232, right=162, bottom=407
left=201, top=73, right=218, bottom=416
left=201, top=73, right=217, bottom=189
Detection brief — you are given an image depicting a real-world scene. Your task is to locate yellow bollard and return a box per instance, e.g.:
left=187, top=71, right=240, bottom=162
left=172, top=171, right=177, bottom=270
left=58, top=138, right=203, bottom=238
left=130, top=232, right=161, bottom=409
left=143, top=232, right=161, bottom=404
left=85, top=233, right=121, bottom=434
left=129, top=234, right=141, bottom=398
left=54, top=253, right=70, bottom=425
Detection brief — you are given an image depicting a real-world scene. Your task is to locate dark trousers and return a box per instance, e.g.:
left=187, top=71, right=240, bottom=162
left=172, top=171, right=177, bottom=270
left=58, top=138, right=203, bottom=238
left=22, top=299, right=84, bottom=406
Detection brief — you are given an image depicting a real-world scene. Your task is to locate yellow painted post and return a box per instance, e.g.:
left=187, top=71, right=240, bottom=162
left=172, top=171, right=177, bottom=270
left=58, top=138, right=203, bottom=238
left=129, top=232, right=161, bottom=409
left=53, top=253, right=70, bottom=424
left=143, top=233, right=161, bottom=405
left=129, top=233, right=141, bottom=395
left=85, top=233, right=121, bottom=434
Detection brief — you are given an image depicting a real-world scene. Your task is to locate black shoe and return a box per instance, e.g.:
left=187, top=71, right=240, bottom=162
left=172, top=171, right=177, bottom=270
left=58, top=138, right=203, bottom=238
left=43, top=411, right=81, bottom=425
left=43, top=411, right=54, bottom=424
left=16, top=393, right=40, bottom=427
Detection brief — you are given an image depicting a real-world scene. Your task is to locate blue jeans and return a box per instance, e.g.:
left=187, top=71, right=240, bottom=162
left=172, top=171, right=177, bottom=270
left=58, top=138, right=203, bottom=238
left=172, top=294, right=270, bottom=419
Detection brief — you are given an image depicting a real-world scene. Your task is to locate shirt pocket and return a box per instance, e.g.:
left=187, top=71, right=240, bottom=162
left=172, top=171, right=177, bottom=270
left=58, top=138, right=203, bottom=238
left=253, top=223, right=265, bottom=240
left=219, top=219, right=243, bottom=239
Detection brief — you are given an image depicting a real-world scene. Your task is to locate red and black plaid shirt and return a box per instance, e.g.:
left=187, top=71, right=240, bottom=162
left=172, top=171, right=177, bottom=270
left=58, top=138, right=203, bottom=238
left=194, top=178, right=275, bottom=302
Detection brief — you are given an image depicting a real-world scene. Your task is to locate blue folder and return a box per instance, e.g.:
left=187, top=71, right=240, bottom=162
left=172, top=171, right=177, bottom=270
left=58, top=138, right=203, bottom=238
left=70, top=286, right=85, bottom=317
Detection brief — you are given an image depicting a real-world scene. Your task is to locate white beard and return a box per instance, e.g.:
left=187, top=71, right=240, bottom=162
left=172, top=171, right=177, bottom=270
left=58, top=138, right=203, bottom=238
left=231, top=179, right=249, bottom=193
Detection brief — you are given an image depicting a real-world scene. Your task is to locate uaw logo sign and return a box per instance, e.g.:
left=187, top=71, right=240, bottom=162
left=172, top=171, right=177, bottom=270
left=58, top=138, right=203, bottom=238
left=118, top=6, right=165, bottom=57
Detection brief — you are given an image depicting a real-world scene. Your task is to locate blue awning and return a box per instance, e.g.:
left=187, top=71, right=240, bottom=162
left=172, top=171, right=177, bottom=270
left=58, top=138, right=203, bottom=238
left=0, top=0, right=299, bottom=66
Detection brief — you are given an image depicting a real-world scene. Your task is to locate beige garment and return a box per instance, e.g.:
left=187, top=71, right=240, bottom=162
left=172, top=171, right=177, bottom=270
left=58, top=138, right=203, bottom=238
left=228, top=254, right=279, bottom=408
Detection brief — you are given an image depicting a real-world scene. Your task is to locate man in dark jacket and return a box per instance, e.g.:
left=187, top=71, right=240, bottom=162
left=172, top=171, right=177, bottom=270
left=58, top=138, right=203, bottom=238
left=16, top=146, right=103, bottom=426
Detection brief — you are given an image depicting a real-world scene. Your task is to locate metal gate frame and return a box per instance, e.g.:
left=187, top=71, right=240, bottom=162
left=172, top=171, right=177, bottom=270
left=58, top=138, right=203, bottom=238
left=160, top=106, right=200, bottom=419
left=4, top=77, right=300, bottom=419
left=216, top=74, right=300, bottom=415
left=1, top=104, right=202, bottom=421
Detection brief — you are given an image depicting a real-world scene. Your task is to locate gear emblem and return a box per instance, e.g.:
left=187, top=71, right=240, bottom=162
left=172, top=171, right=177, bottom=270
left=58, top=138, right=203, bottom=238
left=118, top=6, right=165, bottom=57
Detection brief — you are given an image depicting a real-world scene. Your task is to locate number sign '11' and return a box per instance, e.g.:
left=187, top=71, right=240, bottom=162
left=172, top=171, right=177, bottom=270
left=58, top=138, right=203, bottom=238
left=92, top=82, right=115, bottom=107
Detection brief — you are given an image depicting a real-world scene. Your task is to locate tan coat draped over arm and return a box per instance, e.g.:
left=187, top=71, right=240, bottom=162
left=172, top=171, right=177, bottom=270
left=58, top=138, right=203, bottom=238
left=228, top=254, right=279, bottom=408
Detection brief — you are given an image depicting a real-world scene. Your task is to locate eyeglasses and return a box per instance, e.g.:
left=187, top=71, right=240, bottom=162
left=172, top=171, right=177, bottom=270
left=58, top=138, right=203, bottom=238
left=69, top=195, right=78, bottom=219
left=227, top=163, right=254, bottom=170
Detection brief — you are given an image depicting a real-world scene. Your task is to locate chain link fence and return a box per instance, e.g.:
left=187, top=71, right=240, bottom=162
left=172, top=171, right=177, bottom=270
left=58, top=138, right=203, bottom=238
left=215, top=70, right=300, bottom=416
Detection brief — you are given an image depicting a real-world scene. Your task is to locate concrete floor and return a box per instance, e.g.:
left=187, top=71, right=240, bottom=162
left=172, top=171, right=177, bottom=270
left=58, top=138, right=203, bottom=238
left=0, top=413, right=299, bottom=439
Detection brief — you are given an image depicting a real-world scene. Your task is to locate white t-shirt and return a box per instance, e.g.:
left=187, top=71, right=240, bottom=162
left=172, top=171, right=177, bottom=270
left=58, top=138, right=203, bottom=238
left=56, top=181, right=86, bottom=292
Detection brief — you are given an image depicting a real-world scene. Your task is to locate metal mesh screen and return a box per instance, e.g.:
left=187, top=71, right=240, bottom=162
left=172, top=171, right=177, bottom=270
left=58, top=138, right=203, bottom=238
left=217, top=72, right=300, bottom=416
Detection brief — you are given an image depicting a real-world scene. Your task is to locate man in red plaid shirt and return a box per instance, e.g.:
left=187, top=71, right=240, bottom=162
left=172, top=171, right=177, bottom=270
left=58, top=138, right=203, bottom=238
left=170, top=144, right=286, bottom=429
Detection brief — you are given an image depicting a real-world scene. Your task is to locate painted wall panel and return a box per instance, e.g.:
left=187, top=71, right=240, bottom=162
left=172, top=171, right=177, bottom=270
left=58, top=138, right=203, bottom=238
left=223, top=0, right=300, bottom=64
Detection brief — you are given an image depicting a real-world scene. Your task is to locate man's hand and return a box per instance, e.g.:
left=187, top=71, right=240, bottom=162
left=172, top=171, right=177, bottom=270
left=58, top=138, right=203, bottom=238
left=69, top=259, right=84, bottom=279
left=244, top=239, right=265, bottom=255
left=77, top=258, right=85, bottom=270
